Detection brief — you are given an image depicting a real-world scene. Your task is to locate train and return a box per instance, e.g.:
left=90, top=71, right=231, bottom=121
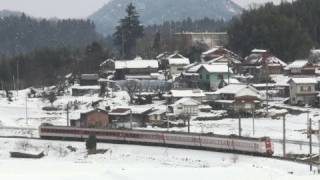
left=39, top=124, right=274, bottom=156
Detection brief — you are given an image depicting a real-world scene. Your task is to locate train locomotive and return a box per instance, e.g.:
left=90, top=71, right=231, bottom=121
left=39, top=124, right=274, bottom=156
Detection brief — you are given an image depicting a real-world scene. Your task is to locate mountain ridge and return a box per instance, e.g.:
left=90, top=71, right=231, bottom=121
left=89, top=0, right=243, bottom=36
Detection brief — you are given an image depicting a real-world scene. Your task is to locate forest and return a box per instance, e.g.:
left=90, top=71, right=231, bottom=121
left=1, top=0, right=320, bottom=89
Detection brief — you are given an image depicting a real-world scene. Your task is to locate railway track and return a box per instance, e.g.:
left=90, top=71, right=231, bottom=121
left=0, top=134, right=318, bottom=166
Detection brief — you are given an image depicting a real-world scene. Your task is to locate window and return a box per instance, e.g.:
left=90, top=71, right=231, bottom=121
left=307, top=86, right=311, bottom=92
left=206, top=74, right=210, bottom=80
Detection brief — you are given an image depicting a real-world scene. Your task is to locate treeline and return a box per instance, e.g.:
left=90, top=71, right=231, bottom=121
left=228, top=0, right=320, bottom=61
left=0, top=14, right=99, bottom=56
left=145, top=17, right=228, bottom=34
left=135, top=17, right=228, bottom=59
left=0, top=42, right=112, bottom=88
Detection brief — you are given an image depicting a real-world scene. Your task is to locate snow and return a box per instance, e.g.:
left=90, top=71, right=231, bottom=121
left=1, top=89, right=320, bottom=179
left=0, top=138, right=318, bottom=180
left=201, top=63, right=233, bottom=73
left=167, top=53, right=190, bottom=65
left=286, top=60, right=309, bottom=69
left=115, top=59, right=159, bottom=69
left=169, top=89, right=205, bottom=98
left=174, top=98, right=200, bottom=106
left=235, top=87, right=261, bottom=99
left=251, top=49, right=267, bottom=53
left=288, top=78, right=318, bottom=84
left=215, top=84, right=259, bottom=95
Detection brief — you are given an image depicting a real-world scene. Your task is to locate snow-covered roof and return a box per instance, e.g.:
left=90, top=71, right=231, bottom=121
left=186, top=63, right=202, bottom=73
left=207, top=56, right=241, bottom=64
left=202, top=47, right=220, bottom=55
left=99, top=59, right=114, bottom=67
left=235, top=87, right=261, bottom=99
left=199, top=63, right=233, bottom=74
left=169, top=89, right=205, bottom=98
left=251, top=49, right=267, bottom=53
left=167, top=53, right=190, bottom=65
left=215, top=84, right=259, bottom=95
left=115, top=58, right=158, bottom=69
left=174, top=98, right=200, bottom=106
left=288, top=78, right=317, bottom=84
left=285, top=60, right=308, bottom=69
left=244, top=52, right=286, bottom=66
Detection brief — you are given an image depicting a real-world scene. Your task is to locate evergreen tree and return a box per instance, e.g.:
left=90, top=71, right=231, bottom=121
left=152, top=31, right=161, bottom=55
left=86, top=134, right=97, bottom=153
left=113, top=3, right=144, bottom=59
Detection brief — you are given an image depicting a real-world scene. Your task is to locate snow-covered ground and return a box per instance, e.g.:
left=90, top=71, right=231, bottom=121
left=0, top=138, right=319, bottom=180
left=0, top=89, right=320, bottom=179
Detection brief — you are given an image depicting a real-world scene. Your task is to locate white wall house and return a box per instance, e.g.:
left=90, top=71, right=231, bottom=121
left=167, top=53, right=190, bottom=75
left=169, top=98, right=200, bottom=116
left=288, top=78, right=318, bottom=105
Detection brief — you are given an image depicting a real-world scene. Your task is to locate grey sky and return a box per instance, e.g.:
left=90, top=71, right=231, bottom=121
left=0, top=0, right=109, bottom=18
left=0, top=0, right=282, bottom=19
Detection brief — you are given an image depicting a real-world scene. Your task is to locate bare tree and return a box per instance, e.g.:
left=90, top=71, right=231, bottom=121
left=123, top=79, right=142, bottom=104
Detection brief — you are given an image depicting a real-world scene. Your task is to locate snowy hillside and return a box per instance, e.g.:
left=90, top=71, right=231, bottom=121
left=89, top=0, right=243, bottom=35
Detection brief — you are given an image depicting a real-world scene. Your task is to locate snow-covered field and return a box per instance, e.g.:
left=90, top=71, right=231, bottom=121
left=0, top=89, right=320, bottom=179
left=0, top=138, right=318, bottom=180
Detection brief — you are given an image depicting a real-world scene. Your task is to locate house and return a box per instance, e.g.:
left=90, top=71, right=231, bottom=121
left=168, top=98, right=200, bottom=116
left=109, top=107, right=154, bottom=128
left=172, top=72, right=199, bottom=89
left=70, top=109, right=110, bottom=128
left=164, top=89, right=205, bottom=104
left=167, top=53, right=190, bottom=75
left=99, top=59, right=115, bottom=77
left=113, top=57, right=159, bottom=80
left=241, top=49, right=287, bottom=82
left=206, top=55, right=242, bottom=74
left=201, top=46, right=242, bottom=62
left=285, top=59, right=315, bottom=75
left=287, top=78, right=318, bottom=105
left=213, top=84, right=261, bottom=112
left=147, top=109, right=167, bottom=123
left=79, top=74, right=99, bottom=86
left=197, top=63, right=233, bottom=90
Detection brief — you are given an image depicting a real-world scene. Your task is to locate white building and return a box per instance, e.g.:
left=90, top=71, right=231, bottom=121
left=167, top=53, right=190, bottom=75
left=168, top=98, right=200, bottom=116
left=287, top=78, right=318, bottom=105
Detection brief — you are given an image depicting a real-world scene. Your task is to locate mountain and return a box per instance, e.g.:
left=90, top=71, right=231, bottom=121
left=0, top=10, right=24, bottom=18
left=89, top=0, right=243, bottom=36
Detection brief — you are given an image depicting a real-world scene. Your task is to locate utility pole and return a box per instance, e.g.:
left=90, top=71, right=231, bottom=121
left=130, top=109, right=133, bottom=130
left=187, top=115, right=190, bottom=134
left=25, top=96, right=28, bottom=125
left=318, top=119, right=320, bottom=174
left=238, top=110, right=242, bottom=136
left=66, top=102, right=69, bottom=126
left=308, top=115, right=313, bottom=172
left=16, top=60, right=19, bottom=96
left=252, top=105, right=255, bottom=136
left=283, top=114, right=286, bottom=157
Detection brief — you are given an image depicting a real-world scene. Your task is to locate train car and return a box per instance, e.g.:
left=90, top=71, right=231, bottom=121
left=39, top=124, right=274, bottom=156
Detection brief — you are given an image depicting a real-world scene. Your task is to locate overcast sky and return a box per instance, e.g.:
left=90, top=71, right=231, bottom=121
left=0, top=0, right=283, bottom=19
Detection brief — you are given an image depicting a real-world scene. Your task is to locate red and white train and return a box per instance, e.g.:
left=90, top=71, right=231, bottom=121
left=39, top=124, right=274, bottom=156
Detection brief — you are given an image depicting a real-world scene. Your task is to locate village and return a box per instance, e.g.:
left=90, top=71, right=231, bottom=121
left=2, top=37, right=320, bottom=159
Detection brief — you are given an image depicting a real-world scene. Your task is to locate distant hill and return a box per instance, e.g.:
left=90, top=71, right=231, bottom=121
left=0, top=10, right=23, bottom=18
left=89, top=0, right=243, bottom=36
left=0, top=14, right=99, bottom=56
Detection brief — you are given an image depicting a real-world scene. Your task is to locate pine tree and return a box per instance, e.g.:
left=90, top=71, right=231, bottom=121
left=113, top=3, right=144, bottom=59
left=86, top=134, right=97, bottom=153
